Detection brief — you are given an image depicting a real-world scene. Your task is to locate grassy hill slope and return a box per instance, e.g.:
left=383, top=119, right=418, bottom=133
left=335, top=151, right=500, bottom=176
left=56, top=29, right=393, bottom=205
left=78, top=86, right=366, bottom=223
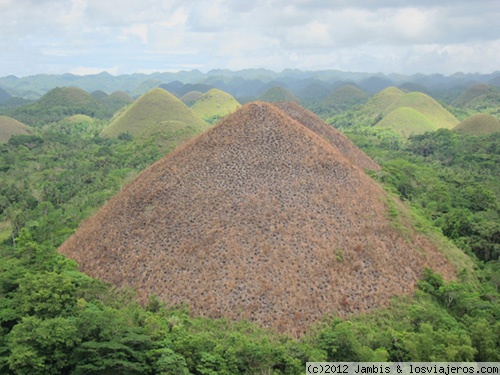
left=454, top=113, right=500, bottom=135
left=101, top=88, right=209, bottom=151
left=190, top=88, right=241, bottom=123
left=453, top=83, right=498, bottom=106
left=0, top=115, right=32, bottom=143
left=364, top=86, right=406, bottom=114
left=384, top=92, right=459, bottom=129
left=377, top=107, right=437, bottom=137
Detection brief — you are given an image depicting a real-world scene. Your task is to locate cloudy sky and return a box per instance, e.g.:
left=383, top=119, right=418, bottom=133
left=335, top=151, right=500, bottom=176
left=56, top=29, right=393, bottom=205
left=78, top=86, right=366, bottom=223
left=1, top=0, right=499, bottom=77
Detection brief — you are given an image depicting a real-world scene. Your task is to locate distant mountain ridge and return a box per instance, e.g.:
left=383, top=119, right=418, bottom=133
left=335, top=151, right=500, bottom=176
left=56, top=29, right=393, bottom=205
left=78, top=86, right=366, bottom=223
left=2, top=69, right=499, bottom=102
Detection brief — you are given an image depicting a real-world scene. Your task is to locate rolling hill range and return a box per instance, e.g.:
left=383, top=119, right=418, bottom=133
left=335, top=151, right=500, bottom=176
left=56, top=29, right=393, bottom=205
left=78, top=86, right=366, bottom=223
left=101, top=88, right=209, bottom=151
left=190, top=88, right=241, bottom=123
left=159, top=82, right=213, bottom=97
left=453, top=113, right=500, bottom=135
left=0, top=115, right=32, bottom=143
left=59, top=101, right=464, bottom=337
left=452, top=83, right=500, bottom=118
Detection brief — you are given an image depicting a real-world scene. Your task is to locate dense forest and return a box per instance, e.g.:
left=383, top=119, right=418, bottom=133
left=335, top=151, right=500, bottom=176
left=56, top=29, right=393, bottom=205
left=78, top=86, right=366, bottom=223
left=0, top=79, right=499, bottom=374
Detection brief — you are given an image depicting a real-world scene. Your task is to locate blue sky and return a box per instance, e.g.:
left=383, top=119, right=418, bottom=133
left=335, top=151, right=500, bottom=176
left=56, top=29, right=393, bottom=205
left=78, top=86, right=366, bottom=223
left=1, top=0, right=499, bottom=77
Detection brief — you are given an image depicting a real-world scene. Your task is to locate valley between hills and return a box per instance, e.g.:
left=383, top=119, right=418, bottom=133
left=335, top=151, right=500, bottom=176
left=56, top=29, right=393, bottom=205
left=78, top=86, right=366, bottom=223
left=0, top=70, right=499, bottom=373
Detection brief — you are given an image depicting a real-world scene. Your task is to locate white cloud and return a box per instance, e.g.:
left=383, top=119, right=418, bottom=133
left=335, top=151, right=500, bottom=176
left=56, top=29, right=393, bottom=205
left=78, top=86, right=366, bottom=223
left=1, top=0, right=499, bottom=76
left=119, top=24, right=149, bottom=44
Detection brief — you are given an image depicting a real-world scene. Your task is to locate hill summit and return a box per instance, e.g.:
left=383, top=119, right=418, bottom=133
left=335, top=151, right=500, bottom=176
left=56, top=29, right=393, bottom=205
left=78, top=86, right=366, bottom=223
left=59, top=102, right=458, bottom=336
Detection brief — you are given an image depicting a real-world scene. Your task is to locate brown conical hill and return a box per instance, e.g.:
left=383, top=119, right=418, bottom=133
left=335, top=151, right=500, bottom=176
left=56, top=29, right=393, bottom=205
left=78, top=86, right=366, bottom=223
left=272, top=101, right=379, bottom=171
left=59, top=102, right=459, bottom=337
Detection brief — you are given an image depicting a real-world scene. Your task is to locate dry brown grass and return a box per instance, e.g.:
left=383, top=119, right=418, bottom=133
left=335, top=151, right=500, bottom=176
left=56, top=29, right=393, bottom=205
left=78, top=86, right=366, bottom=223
left=59, top=101, right=456, bottom=337
left=272, top=102, right=380, bottom=171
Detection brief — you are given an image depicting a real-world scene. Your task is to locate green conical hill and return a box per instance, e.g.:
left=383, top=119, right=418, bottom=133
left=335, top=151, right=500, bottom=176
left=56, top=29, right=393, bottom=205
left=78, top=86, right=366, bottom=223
left=108, top=90, right=133, bottom=102
left=60, top=101, right=463, bottom=337
left=377, top=107, right=436, bottom=137
left=91, top=90, right=108, bottom=100
left=13, top=87, right=107, bottom=126
left=258, top=86, right=299, bottom=103
left=180, top=91, right=203, bottom=106
left=101, top=88, right=209, bottom=149
left=0, top=115, right=32, bottom=143
left=384, top=92, right=459, bottom=129
left=364, top=86, right=405, bottom=114
left=102, top=90, right=134, bottom=114
left=320, top=85, right=369, bottom=114
left=190, top=88, right=241, bottom=123
left=454, top=113, right=500, bottom=135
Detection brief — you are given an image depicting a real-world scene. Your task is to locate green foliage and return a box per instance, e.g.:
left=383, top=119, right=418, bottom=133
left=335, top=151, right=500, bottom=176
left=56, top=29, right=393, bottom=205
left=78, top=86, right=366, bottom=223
left=0, top=119, right=165, bottom=247
left=308, top=85, right=369, bottom=118
left=7, top=316, right=79, bottom=375
left=12, top=87, right=111, bottom=127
